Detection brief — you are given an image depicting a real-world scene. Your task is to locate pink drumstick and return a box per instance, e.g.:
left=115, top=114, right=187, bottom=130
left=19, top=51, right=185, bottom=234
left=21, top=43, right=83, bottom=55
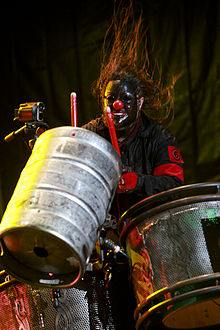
left=106, top=106, right=121, bottom=157
left=71, top=92, right=77, bottom=127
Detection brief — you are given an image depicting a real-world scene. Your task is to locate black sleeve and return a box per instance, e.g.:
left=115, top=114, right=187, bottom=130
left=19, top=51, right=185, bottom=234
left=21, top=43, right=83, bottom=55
left=135, top=174, right=183, bottom=197
left=135, top=126, right=184, bottom=197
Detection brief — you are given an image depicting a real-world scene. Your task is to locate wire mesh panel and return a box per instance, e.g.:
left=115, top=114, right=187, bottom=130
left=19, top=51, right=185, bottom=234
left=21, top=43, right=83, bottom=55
left=0, top=282, right=90, bottom=329
left=137, top=201, right=219, bottom=290
left=119, top=183, right=220, bottom=329
left=0, top=271, right=134, bottom=329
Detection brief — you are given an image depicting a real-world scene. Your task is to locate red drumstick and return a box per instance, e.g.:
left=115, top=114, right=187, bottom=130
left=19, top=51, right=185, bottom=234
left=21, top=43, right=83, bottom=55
left=71, top=92, right=77, bottom=127
left=105, top=106, right=121, bottom=157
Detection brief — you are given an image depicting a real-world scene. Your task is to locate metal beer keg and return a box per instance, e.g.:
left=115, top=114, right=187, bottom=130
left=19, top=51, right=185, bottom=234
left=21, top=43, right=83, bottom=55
left=0, top=127, right=122, bottom=288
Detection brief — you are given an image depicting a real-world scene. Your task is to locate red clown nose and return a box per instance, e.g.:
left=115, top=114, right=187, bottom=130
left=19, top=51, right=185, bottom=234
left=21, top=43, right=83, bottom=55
left=113, top=100, right=124, bottom=110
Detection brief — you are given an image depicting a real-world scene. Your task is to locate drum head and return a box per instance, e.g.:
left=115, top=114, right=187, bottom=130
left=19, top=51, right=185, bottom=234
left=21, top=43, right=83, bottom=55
left=163, top=297, right=220, bottom=329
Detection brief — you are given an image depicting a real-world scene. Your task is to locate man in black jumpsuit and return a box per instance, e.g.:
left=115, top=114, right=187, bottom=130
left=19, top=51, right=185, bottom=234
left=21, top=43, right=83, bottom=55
left=83, top=74, right=184, bottom=218
left=81, top=4, right=184, bottom=329
left=81, top=73, right=184, bottom=330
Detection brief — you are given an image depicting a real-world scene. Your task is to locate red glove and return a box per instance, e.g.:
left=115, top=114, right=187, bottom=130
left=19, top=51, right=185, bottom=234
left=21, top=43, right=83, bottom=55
left=118, top=172, right=138, bottom=191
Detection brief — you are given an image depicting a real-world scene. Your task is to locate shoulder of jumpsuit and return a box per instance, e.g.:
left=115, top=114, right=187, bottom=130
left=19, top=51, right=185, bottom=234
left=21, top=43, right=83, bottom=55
left=143, top=115, right=178, bottom=146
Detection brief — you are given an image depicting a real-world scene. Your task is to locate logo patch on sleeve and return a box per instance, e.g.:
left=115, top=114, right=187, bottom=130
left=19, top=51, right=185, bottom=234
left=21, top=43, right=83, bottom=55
left=168, top=146, right=184, bottom=163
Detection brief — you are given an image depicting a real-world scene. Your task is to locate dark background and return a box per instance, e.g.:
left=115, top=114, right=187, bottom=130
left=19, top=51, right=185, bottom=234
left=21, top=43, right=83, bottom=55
left=0, top=0, right=219, bottom=217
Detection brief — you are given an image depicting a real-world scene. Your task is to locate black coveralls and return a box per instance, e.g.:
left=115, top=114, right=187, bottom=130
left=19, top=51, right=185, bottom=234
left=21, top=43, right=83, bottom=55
left=81, top=112, right=184, bottom=329
left=83, top=112, right=184, bottom=217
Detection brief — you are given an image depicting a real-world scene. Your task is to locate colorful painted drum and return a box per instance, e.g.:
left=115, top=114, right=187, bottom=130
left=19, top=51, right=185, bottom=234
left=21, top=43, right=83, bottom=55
left=0, top=269, right=90, bottom=329
left=0, top=269, right=128, bottom=330
left=118, top=183, right=220, bottom=329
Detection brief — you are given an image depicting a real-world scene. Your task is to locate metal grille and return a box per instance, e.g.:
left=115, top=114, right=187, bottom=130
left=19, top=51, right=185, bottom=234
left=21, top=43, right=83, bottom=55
left=0, top=273, right=126, bottom=329
left=0, top=284, right=91, bottom=329
left=54, top=287, right=90, bottom=330
left=138, top=200, right=220, bottom=290
left=82, top=272, right=116, bottom=330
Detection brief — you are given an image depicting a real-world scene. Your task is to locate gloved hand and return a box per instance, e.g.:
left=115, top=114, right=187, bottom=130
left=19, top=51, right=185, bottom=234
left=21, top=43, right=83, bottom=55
left=118, top=171, right=138, bottom=192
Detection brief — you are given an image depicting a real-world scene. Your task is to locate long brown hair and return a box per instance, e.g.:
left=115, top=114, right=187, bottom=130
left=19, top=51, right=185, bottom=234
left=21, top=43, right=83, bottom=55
left=91, top=1, right=179, bottom=126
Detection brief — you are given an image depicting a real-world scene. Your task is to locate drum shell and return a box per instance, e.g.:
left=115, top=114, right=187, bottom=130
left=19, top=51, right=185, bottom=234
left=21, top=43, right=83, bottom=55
left=0, top=272, right=125, bottom=330
left=0, top=280, right=90, bottom=330
left=0, top=127, right=122, bottom=288
left=119, top=183, right=220, bottom=329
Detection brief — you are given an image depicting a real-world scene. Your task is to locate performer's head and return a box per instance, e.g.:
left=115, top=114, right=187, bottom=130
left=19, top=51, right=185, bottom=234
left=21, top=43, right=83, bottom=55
left=92, top=2, right=177, bottom=133
left=103, top=73, right=144, bottom=133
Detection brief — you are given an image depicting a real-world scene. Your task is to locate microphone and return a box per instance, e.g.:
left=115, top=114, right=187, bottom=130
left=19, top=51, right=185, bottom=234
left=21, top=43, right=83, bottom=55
left=101, top=237, right=130, bottom=260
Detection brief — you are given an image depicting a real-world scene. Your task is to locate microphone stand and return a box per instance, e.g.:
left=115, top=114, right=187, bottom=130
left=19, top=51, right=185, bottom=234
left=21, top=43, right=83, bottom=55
left=4, top=121, right=49, bottom=149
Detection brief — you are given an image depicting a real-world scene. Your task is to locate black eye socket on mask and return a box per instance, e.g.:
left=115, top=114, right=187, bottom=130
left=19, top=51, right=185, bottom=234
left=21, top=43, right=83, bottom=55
left=104, top=95, right=116, bottom=105
left=121, top=95, right=135, bottom=103
left=122, top=94, right=139, bottom=106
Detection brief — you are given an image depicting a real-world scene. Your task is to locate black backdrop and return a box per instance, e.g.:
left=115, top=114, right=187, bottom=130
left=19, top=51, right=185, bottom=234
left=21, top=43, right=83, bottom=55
left=0, top=0, right=219, bottom=216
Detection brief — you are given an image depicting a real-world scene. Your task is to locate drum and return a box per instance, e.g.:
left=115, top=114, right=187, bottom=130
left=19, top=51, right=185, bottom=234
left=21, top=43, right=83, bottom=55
left=118, top=183, right=220, bottom=329
left=0, top=269, right=127, bottom=329
left=0, top=127, right=122, bottom=288
left=0, top=269, right=91, bottom=329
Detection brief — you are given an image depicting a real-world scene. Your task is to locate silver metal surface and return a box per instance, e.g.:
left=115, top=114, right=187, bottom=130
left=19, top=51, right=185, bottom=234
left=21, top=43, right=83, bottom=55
left=137, top=201, right=218, bottom=290
left=125, top=199, right=220, bottom=305
left=120, top=185, right=220, bottom=329
left=0, top=127, right=122, bottom=288
left=0, top=282, right=90, bottom=330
